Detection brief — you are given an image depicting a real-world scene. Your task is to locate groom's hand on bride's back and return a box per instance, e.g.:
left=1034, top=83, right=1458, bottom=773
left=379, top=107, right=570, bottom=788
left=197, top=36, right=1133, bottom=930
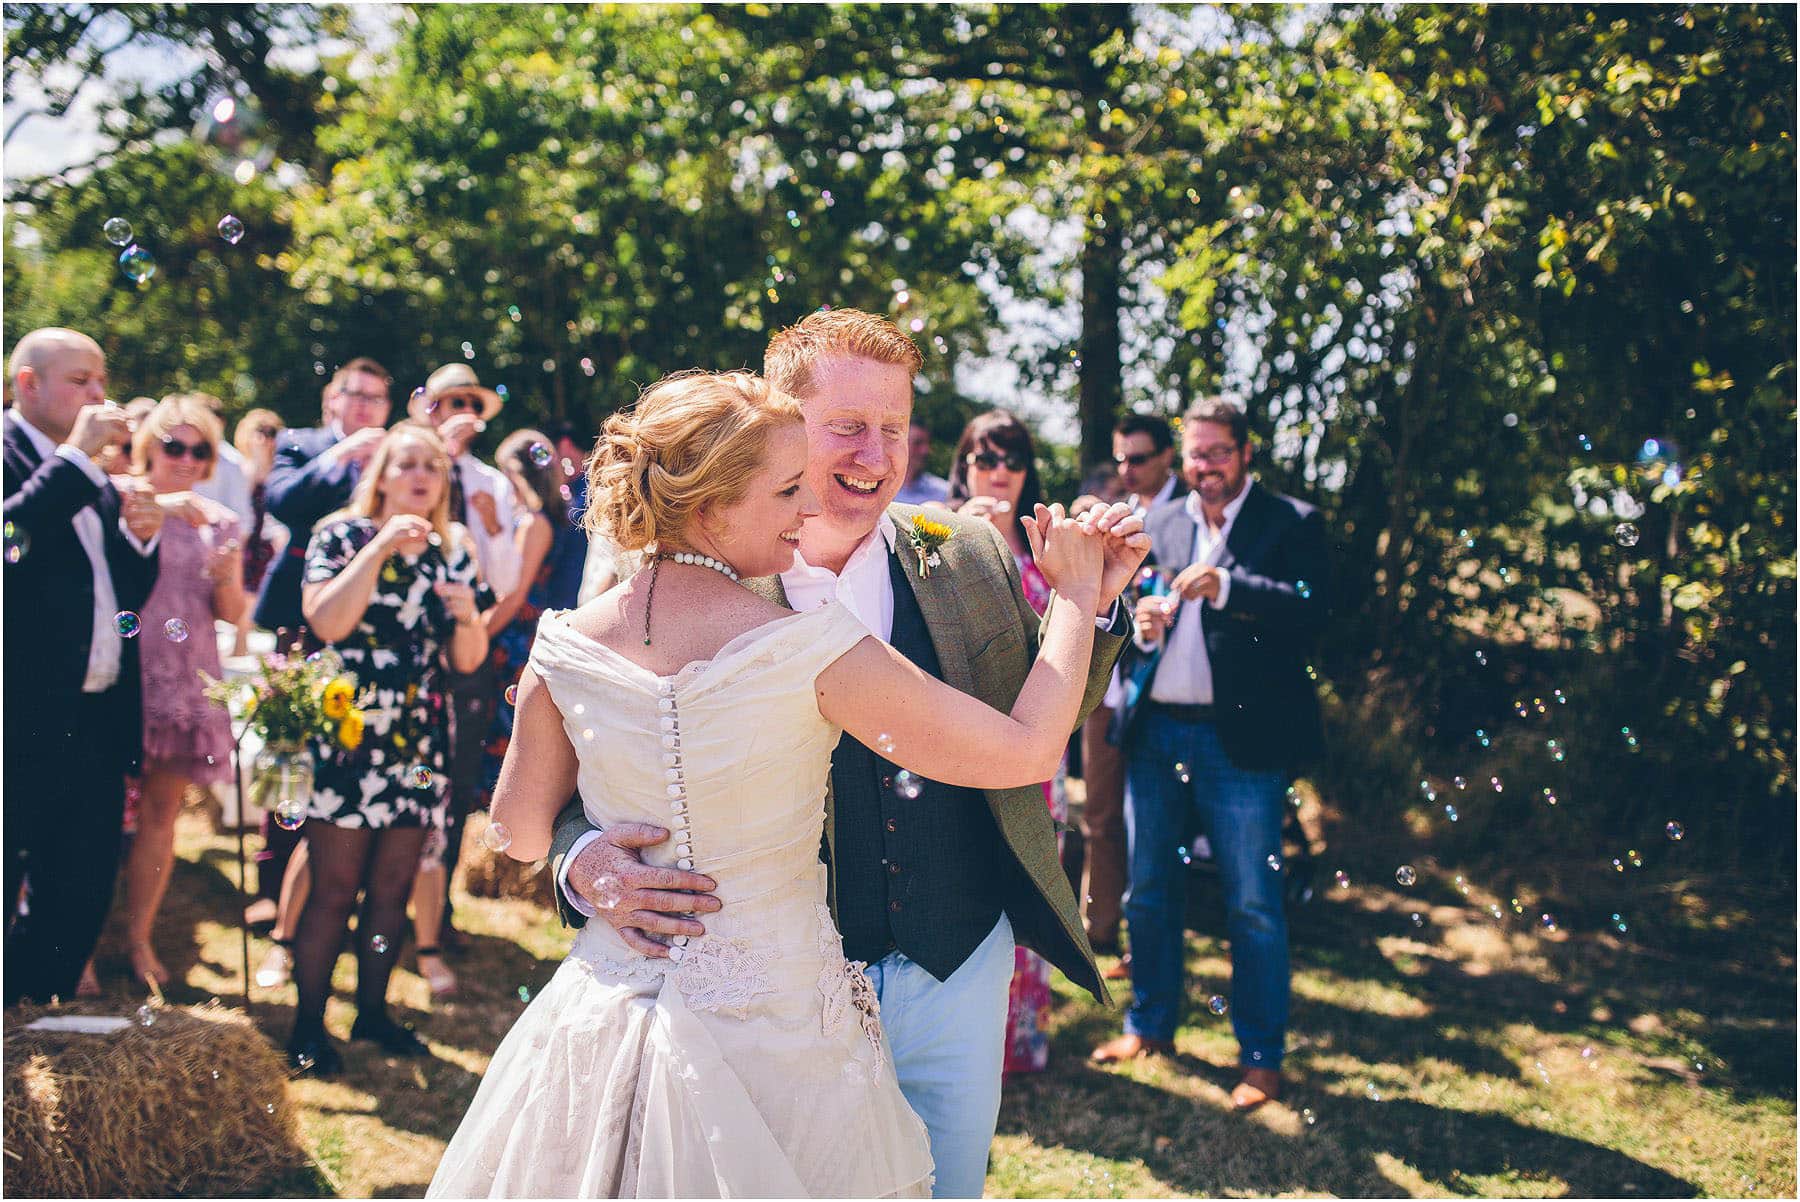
left=567, top=823, right=722, bottom=958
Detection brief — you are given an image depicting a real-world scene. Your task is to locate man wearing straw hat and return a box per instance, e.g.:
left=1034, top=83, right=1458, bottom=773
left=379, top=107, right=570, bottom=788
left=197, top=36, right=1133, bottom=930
left=406, top=363, right=520, bottom=978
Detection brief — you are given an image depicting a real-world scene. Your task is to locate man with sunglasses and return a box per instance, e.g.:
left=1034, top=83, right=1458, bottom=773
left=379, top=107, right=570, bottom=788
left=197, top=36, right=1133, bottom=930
left=1092, top=398, right=1330, bottom=1116
left=408, top=363, right=521, bottom=957
left=1081, top=414, right=1189, bottom=962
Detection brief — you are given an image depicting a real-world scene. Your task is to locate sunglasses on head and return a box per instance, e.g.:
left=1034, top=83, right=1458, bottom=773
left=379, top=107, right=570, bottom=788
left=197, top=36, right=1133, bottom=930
left=159, top=435, right=214, bottom=462
left=966, top=449, right=1028, bottom=473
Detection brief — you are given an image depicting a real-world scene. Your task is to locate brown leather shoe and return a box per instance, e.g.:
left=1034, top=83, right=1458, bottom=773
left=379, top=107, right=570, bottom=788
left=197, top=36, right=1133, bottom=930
left=1100, top=955, right=1131, bottom=981
left=1090, top=1032, right=1173, bottom=1063
left=1231, top=1067, right=1282, bottom=1110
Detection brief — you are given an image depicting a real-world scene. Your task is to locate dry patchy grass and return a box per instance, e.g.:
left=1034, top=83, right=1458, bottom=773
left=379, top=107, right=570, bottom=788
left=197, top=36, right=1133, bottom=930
left=59, top=811, right=1797, bottom=1198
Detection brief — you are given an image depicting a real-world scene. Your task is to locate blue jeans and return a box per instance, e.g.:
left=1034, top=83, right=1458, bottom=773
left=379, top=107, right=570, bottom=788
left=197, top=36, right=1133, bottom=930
left=1123, top=709, right=1289, bottom=1068
left=864, top=914, right=1015, bottom=1199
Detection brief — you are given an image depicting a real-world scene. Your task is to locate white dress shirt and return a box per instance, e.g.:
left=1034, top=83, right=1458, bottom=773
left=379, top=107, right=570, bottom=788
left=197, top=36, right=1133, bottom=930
left=455, top=453, right=523, bottom=596
left=1103, top=472, right=1183, bottom=709
left=193, top=441, right=257, bottom=535
left=779, top=515, right=899, bottom=641
left=1145, top=480, right=1253, bottom=706
left=9, top=412, right=158, bottom=693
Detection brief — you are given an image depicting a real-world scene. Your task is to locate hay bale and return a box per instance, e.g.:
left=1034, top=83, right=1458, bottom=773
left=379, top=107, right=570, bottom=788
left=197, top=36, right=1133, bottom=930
left=453, top=811, right=555, bottom=907
left=3, top=1000, right=306, bottom=1197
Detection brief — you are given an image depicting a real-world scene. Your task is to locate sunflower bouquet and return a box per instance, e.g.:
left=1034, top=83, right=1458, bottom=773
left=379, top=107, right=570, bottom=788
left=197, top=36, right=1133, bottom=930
left=203, top=649, right=367, bottom=751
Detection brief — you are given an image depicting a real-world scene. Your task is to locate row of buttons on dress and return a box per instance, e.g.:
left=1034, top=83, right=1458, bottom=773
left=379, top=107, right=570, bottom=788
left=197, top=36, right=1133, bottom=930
left=660, top=682, right=694, bottom=960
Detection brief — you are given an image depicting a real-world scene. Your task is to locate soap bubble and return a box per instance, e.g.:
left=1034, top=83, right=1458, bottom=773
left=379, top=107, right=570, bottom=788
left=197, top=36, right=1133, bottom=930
left=481, top=821, right=513, bottom=852
left=1475, top=728, right=1491, bottom=748
left=503, top=684, right=519, bottom=707
left=1334, top=870, right=1350, bottom=889
left=1474, top=650, right=1487, bottom=666
left=103, top=217, right=134, bottom=245
left=115, top=610, right=142, bottom=637
left=1611, top=912, right=1628, bottom=934
left=893, top=770, right=923, bottom=800
left=516, top=985, right=531, bottom=1002
left=217, top=214, right=246, bottom=244
left=4, top=520, right=28, bottom=563
left=1173, top=761, right=1191, bottom=784
left=409, top=765, right=433, bottom=788
left=874, top=733, right=896, bottom=755
left=135, top=1004, right=157, bottom=1028
left=1395, top=865, right=1417, bottom=887
left=528, top=442, right=553, bottom=468
left=1539, top=913, right=1558, bottom=932
left=507, top=305, right=523, bottom=322
left=163, top=618, right=190, bottom=643
left=1302, top=1108, right=1317, bottom=1126
left=1665, top=821, right=1685, bottom=841
left=1453, top=776, right=1467, bottom=790
left=1410, top=912, right=1425, bottom=928
left=1207, top=995, right=1228, bottom=1016
left=118, top=245, right=157, bottom=283
left=195, top=92, right=273, bottom=180
left=274, top=799, right=306, bottom=831
left=1296, top=580, right=1312, bottom=599
left=1444, top=804, right=1459, bottom=822
left=1266, top=853, right=1282, bottom=871
left=1614, top=522, right=1641, bottom=548
left=1364, top=1082, right=1382, bottom=1101
left=370, top=934, right=389, bottom=954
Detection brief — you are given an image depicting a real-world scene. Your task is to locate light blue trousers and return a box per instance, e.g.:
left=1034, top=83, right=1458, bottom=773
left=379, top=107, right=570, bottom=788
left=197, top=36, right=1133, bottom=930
left=863, top=914, right=1015, bottom=1199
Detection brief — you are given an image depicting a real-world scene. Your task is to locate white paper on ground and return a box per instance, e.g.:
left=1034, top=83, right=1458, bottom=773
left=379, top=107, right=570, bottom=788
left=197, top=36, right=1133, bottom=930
left=24, top=1015, right=134, bottom=1034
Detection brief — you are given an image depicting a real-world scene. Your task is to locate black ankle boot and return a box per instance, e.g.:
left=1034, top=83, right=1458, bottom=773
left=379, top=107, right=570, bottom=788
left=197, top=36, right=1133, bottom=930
left=286, top=1031, right=343, bottom=1077
left=350, top=1011, right=429, bottom=1057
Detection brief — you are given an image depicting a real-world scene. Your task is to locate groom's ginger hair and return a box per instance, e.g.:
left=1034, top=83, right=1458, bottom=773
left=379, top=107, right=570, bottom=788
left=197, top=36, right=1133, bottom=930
left=763, top=309, right=923, bottom=398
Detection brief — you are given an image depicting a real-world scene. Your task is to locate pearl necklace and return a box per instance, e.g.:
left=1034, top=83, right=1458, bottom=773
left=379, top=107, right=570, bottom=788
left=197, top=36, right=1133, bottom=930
left=657, top=550, right=741, bottom=583
left=642, top=549, right=742, bottom=645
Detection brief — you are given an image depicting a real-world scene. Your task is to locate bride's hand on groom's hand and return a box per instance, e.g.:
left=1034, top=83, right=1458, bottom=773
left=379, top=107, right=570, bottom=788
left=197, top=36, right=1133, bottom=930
left=568, top=822, right=721, bottom=957
left=1024, top=503, right=1104, bottom=608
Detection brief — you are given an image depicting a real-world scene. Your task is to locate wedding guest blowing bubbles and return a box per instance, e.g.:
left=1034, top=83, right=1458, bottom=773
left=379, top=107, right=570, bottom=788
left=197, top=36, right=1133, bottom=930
left=4, top=327, right=163, bottom=1006
left=119, top=394, right=248, bottom=988
left=286, top=423, right=490, bottom=1075
left=406, top=364, right=519, bottom=971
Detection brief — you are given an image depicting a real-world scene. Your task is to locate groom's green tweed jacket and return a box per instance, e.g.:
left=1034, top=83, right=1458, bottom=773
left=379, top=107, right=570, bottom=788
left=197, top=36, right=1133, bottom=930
left=548, top=502, right=1123, bottom=1002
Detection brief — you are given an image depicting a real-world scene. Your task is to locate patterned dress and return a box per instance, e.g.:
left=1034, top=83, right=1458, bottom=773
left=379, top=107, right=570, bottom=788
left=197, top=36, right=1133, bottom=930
left=1005, top=553, right=1062, bottom=1075
left=139, top=513, right=239, bottom=784
left=301, top=517, right=490, bottom=829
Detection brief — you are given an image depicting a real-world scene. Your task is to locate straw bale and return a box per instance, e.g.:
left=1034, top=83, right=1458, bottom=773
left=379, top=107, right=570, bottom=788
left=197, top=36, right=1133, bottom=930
left=452, top=811, right=555, bottom=907
left=3, top=999, right=306, bottom=1197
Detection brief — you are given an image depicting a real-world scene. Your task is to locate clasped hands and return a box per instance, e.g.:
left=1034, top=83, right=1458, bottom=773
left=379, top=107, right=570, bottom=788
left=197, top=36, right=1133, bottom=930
left=1022, top=500, right=1151, bottom=616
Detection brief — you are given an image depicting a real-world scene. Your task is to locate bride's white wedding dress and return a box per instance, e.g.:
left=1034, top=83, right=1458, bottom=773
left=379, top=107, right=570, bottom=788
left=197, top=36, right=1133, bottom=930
left=428, top=603, right=934, bottom=1199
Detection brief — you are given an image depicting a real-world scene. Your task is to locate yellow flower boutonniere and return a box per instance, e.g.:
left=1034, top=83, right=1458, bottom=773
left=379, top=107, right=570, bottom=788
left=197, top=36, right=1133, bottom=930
left=907, top=514, right=954, bottom=578
left=337, top=708, right=365, bottom=751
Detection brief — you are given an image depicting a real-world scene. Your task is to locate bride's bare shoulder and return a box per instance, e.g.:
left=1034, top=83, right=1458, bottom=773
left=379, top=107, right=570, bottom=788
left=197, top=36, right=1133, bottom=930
left=559, top=594, right=628, bottom=643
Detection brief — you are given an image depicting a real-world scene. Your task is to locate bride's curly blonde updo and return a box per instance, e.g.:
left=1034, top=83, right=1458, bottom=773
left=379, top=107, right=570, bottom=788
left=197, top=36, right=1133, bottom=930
left=587, top=370, right=804, bottom=553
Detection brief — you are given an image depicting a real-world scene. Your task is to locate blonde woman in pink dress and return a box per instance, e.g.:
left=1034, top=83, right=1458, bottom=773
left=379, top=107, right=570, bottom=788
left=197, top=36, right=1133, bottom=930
left=122, top=395, right=246, bottom=986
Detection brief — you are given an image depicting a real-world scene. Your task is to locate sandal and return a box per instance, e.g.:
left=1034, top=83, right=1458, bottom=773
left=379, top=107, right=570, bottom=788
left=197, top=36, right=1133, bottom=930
left=416, top=947, right=458, bottom=999
left=255, top=939, right=294, bottom=990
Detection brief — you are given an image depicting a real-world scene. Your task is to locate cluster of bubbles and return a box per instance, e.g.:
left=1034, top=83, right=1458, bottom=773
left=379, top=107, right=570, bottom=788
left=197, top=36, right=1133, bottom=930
left=893, top=771, right=923, bottom=800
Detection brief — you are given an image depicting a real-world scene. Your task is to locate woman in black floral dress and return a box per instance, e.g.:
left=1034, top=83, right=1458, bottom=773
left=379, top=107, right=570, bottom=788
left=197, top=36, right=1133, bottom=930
left=287, top=424, right=490, bottom=1074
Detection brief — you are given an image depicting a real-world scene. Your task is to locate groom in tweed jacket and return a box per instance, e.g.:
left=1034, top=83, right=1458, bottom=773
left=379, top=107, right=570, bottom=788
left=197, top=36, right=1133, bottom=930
left=550, top=309, right=1145, bottom=1197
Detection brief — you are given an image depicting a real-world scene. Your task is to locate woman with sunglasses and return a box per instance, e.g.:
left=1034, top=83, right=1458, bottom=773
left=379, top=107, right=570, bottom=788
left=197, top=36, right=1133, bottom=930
left=121, top=394, right=248, bottom=987
left=946, top=408, right=1064, bottom=1075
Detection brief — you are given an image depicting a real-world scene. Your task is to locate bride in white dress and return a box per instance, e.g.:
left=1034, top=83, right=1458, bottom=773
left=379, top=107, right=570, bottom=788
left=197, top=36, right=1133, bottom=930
left=428, top=370, right=1110, bottom=1199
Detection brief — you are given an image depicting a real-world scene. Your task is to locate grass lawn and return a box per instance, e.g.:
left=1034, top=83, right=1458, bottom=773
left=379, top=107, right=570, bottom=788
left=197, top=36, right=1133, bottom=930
left=69, top=809, right=1795, bottom=1198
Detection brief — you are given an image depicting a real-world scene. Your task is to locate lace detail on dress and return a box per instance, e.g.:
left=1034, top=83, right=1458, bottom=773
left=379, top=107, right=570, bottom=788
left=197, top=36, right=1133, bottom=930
left=671, top=935, right=776, bottom=1019
left=815, top=904, right=885, bottom=1080
left=570, top=945, right=669, bottom=989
